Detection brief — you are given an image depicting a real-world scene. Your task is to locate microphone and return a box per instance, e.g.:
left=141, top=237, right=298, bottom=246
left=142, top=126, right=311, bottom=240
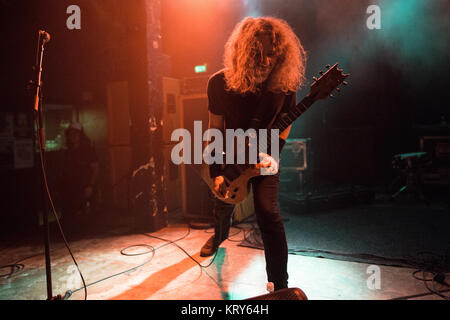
left=39, top=30, right=51, bottom=43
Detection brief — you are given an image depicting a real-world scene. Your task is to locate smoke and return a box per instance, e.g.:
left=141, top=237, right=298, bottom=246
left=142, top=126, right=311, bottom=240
left=242, top=0, right=261, bottom=17
left=374, top=0, right=449, bottom=70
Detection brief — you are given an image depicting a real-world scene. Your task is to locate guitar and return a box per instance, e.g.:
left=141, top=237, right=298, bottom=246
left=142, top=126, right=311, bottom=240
left=199, top=63, right=349, bottom=204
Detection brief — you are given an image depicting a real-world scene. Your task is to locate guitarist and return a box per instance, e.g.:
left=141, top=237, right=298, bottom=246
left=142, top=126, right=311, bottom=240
left=200, top=16, right=307, bottom=292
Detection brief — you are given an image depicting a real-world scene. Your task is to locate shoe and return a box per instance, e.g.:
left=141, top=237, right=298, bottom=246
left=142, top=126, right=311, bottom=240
left=200, top=235, right=218, bottom=257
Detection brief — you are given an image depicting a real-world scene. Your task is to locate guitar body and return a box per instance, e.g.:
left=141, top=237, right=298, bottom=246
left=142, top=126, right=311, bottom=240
left=199, top=163, right=259, bottom=205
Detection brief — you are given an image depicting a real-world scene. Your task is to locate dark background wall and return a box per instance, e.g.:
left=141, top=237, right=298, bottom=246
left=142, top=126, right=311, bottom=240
left=0, top=0, right=449, bottom=232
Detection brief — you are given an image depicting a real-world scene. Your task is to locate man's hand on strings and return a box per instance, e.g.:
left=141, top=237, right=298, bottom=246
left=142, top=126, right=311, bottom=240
left=256, top=152, right=279, bottom=175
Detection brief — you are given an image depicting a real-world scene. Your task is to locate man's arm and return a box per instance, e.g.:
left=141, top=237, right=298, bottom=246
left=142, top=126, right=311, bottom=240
left=209, top=112, right=225, bottom=132
left=207, top=112, right=228, bottom=197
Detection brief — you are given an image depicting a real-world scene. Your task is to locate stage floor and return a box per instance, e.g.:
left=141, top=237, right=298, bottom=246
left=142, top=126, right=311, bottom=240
left=0, top=216, right=445, bottom=301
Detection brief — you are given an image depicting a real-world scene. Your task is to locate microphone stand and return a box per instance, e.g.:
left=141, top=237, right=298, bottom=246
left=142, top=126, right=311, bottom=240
left=32, top=30, right=60, bottom=300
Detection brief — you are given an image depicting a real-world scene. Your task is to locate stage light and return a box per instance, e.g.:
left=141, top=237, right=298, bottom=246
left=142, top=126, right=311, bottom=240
left=195, top=64, right=207, bottom=73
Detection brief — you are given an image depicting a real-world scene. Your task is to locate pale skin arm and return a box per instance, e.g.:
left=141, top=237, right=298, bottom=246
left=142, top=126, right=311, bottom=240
left=208, top=112, right=228, bottom=196
left=257, top=125, right=291, bottom=171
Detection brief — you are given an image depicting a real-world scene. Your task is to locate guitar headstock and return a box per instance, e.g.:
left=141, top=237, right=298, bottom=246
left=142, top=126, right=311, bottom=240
left=309, top=63, right=349, bottom=101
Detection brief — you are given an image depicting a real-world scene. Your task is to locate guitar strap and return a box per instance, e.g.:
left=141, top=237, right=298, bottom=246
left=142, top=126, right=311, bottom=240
left=266, top=91, right=286, bottom=130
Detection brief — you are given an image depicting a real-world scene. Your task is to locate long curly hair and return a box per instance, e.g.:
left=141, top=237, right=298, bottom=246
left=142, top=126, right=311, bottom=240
left=223, top=16, right=307, bottom=95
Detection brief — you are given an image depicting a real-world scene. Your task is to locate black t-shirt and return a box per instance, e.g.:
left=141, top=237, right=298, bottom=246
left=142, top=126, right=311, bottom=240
left=207, top=69, right=297, bottom=131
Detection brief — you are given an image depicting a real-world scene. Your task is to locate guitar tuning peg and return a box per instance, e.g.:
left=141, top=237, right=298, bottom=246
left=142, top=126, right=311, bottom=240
left=313, top=76, right=318, bottom=81
left=329, top=93, right=334, bottom=97
left=319, top=71, right=324, bottom=75
left=335, top=87, right=341, bottom=92
left=326, top=64, right=331, bottom=69
left=343, top=81, right=348, bottom=85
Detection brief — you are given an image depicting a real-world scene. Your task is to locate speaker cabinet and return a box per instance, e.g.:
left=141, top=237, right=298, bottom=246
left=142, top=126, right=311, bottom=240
left=179, top=94, right=214, bottom=221
left=109, top=146, right=132, bottom=210
left=163, top=143, right=182, bottom=212
left=161, top=77, right=182, bottom=212
left=280, top=138, right=313, bottom=194
left=106, top=81, right=132, bottom=210
left=246, top=287, right=308, bottom=300
left=162, top=77, right=182, bottom=144
left=420, top=135, right=450, bottom=185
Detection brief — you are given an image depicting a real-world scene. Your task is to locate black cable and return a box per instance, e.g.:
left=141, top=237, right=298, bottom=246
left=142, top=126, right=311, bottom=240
left=205, top=227, right=243, bottom=242
left=35, top=116, right=88, bottom=300
left=140, top=200, right=228, bottom=271
left=239, top=222, right=263, bottom=248
left=65, top=244, right=156, bottom=300
left=411, top=250, right=450, bottom=300
left=143, top=228, right=220, bottom=269
left=65, top=226, right=193, bottom=300
left=103, top=214, right=230, bottom=294
left=0, top=264, right=24, bottom=278
left=143, top=227, right=229, bottom=290
left=0, top=252, right=44, bottom=279
left=226, top=228, right=244, bottom=242
left=120, top=244, right=155, bottom=256
left=426, top=272, right=449, bottom=300
left=389, top=288, right=450, bottom=300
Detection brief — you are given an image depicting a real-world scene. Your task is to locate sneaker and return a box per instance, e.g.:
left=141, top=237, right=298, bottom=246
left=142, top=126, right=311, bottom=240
left=200, top=235, right=218, bottom=257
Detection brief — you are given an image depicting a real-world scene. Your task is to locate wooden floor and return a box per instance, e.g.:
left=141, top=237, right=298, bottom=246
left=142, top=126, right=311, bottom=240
left=0, top=219, right=445, bottom=300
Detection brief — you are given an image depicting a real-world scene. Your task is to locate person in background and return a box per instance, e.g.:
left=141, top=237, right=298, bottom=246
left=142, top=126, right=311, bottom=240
left=59, top=123, right=99, bottom=228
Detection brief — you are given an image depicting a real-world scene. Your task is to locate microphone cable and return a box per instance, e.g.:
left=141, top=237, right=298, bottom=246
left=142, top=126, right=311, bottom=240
left=35, top=115, right=88, bottom=300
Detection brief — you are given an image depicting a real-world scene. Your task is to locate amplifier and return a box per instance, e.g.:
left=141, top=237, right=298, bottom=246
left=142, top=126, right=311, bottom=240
left=182, top=75, right=210, bottom=95
left=280, top=138, right=312, bottom=193
left=280, top=138, right=311, bottom=169
left=420, top=135, right=450, bottom=184
left=179, top=94, right=214, bottom=222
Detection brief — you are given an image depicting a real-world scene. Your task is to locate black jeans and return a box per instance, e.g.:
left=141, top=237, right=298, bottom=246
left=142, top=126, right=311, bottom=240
left=212, top=171, right=288, bottom=291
